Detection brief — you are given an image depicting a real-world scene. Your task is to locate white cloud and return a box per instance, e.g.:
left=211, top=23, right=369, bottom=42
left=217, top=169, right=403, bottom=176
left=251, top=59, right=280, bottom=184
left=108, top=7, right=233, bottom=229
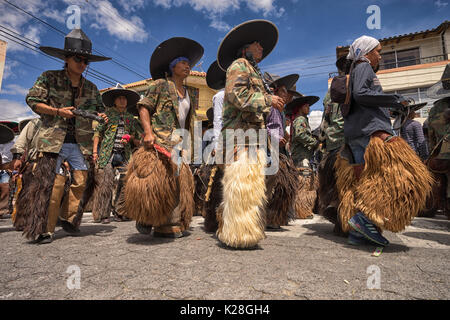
left=2, top=60, right=19, bottom=80
left=308, top=110, right=323, bottom=130
left=1, top=84, right=29, bottom=96
left=0, top=99, right=36, bottom=122
left=119, top=0, right=145, bottom=13
left=61, top=0, right=149, bottom=43
left=435, top=0, right=448, bottom=7
left=152, top=0, right=285, bottom=31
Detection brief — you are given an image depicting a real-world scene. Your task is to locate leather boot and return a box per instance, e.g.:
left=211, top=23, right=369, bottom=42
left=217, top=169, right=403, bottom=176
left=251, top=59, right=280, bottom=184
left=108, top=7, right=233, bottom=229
left=45, top=174, right=68, bottom=234
left=60, top=170, right=87, bottom=233
left=154, top=205, right=184, bottom=238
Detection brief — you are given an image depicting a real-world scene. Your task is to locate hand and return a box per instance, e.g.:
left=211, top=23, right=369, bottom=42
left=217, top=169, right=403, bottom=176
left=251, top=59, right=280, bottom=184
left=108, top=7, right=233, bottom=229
left=98, top=112, right=109, bottom=123
left=121, top=134, right=131, bottom=145
left=92, top=153, right=98, bottom=162
left=280, top=137, right=287, bottom=146
left=401, top=100, right=409, bottom=107
left=12, top=159, right=22, bottom=172
left=271, top=95, right=285, bottom=112
left=58, top=106, right=75, bottom=119
left=143, top=132, right=156, bottom=149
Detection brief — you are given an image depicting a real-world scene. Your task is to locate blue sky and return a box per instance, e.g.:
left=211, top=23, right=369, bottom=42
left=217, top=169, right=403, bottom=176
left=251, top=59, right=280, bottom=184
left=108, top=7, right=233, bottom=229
left=0, top=0, right=449, bottom=124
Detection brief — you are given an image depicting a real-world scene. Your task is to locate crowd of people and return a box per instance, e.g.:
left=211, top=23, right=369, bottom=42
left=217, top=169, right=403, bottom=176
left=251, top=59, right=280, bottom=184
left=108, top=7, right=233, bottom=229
left=0, top=19, right=448, bottom=249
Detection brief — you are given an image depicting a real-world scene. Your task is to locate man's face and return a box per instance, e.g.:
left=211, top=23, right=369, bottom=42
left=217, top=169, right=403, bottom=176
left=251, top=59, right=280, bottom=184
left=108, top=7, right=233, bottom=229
left=245, top=41, right=263, bottom=62
left=114, top=96, right=128, bottom=110
left=274, top=85, right=288, bottom=105
left=365, top=44, right=382, bottom=69
left=65, top=55, right=88, bottom=75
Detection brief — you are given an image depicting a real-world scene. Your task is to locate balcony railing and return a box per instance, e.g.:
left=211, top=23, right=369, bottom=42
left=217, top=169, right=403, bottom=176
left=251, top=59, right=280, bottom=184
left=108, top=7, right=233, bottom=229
left=379, top=54, right=446, bottom=70
left=328, top=54, right=448, bottom=78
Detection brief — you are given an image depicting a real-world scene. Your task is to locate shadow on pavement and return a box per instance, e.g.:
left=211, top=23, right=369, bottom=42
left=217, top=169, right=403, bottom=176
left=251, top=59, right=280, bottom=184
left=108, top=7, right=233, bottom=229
left=126, top=231, right=192, bottom=246
left=410, top=216, right=450, bottom=232
left=401, top=231, right=450, bottom=246
left=0, top=226, right=19, bottom=233
left=302, top=222, right=410, bottom=253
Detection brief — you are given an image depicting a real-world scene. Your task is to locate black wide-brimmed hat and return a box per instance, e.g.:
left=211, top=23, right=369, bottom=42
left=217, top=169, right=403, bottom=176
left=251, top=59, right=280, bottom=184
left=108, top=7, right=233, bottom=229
left=0, top=121, right=18, bottom=134
left=206, top=61, right=226, bottom=90
left=217, top=19, right=278, bottom=71
left=336, top=55, right=351, bottom=74
left=287, top=84, right=303, bottom=98
left=427, top=63, right=450, bottom=99
left=206, top=108, right=214, bottom=124
left=264, top=72, right=299, bottom=90
left=102, top=83, right=140, bottom=110
left=284, top=94, right=320, bottom=116
left=18, top=118, right=37, bottom=133
left=150, top=37, right=204, bottom=80
left=39, top=29, right=111, bottom=62
left=0, top=124, right=14, bottom=144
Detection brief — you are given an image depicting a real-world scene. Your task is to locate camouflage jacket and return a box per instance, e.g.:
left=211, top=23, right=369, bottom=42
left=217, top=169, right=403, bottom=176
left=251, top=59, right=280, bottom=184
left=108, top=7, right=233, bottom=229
left=94, top=108, right=142, bottom=169
left=137, top=79, right=198, bottom=152
left=221, top=58, right=272, bottom=146
left=10, top=118, right=42, bottom=162
left=26, top=69, right=103, bottom=155
left=428, top=97, right=450, bottom=160
left=320, top=92, right=345, bottom=152
left=291, top=115, right=318, bottom=165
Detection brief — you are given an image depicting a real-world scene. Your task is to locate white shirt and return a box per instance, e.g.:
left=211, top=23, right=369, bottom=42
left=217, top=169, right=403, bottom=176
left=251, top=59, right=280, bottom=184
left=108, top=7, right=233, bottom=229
left=1, top=139, right=15, bottom=164
left=178, top=89, right=190, bottom=130
left=212, top=89, right=224, bottom=150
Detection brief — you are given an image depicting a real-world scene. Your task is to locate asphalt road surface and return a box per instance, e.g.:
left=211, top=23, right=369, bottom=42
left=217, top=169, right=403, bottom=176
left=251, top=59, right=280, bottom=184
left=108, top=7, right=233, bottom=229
left=0, top=213, right=449, bottom=300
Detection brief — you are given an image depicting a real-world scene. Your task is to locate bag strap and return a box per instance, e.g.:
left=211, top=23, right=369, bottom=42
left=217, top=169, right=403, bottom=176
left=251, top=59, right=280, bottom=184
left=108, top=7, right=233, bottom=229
left=344, top=60, right=366, bottom=105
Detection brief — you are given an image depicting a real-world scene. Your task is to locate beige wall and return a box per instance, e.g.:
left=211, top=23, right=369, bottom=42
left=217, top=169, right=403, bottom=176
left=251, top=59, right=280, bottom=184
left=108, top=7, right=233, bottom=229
left=111, top=74, right=218, bottom=120
left=445, top=31, right=450, bottom=60
left=378, top=61, right=448, bottom=91
left=381, top=36, right=444, bottom=62
left=0, top=40, right=7, bottom=91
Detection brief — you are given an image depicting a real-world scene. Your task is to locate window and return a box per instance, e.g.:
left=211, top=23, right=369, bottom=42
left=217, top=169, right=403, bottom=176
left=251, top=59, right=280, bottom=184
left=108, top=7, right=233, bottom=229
left=380, top=48, right=421, bottom=70
left=397, top=48, right=420, bottom=67
left=380, top=52, right=396, bottom=70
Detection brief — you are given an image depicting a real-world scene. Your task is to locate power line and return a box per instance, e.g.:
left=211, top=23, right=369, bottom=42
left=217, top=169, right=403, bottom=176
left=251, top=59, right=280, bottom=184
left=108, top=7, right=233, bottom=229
left=0, top=30, right=117, bottom=86
left=0, top=25, right=123, bottom=84
left=1, top=0, right=148, bottom=79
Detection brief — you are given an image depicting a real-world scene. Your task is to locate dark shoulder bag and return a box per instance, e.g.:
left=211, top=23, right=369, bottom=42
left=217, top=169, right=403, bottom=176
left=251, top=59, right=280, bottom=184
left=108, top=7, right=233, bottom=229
left=329, top=60, right=358, bottom=117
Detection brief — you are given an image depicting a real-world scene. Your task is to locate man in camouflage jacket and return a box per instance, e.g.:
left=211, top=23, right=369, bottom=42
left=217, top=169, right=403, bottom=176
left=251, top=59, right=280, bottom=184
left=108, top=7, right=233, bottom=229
left=22, top=28, right=110, bottom=243
left=290, top=101, right=319, bottom=168
left=319, top=92, right=345, bottom=154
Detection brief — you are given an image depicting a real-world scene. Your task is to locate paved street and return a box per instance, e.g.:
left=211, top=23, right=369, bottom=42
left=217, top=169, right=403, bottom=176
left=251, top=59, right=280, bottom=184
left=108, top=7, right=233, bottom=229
left=0, top=213, right=449, bottom=300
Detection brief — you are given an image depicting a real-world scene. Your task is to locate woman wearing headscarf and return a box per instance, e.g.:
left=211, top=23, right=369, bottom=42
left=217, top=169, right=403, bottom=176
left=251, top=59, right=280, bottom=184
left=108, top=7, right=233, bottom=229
left=332, top=35, right=433, bottom=246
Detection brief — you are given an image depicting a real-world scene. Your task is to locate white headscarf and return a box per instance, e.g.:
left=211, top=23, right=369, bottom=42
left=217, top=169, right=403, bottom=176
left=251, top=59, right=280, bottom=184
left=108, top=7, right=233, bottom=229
left=347, top=35, right=380, bottom=61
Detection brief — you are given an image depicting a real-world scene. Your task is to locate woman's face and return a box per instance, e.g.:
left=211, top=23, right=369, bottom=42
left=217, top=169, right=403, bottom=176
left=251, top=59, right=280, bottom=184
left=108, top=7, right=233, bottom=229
left=300, top=103, right=310, bottom=115
left=365, top=44, right=382, bottom=69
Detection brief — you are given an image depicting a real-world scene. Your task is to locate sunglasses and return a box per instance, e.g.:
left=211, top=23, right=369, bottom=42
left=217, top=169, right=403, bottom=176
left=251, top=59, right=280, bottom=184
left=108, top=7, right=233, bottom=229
left=72, top=56, right=90, bottom=65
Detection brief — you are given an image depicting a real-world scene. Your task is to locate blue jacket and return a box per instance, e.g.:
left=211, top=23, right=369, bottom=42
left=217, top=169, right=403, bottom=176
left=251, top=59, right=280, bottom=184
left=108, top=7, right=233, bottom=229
left=344, top=62, right=404, bottom=140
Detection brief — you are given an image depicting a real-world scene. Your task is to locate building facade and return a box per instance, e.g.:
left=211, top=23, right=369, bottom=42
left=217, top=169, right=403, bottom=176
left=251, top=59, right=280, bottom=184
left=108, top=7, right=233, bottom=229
left=100, top=71, right=217, bottom=120
left=0, top=40, right=7, bottom=91
left=333, top=21, right=450, bottom=123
